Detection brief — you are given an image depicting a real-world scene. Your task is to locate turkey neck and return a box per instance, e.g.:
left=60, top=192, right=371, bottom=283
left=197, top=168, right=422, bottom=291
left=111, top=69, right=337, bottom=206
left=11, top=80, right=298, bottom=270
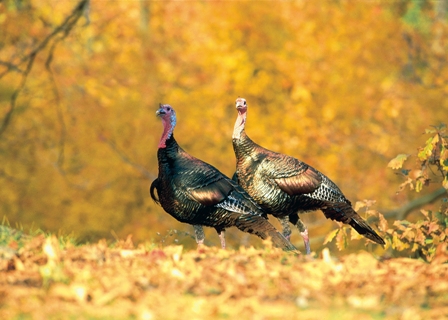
left=232, top=108, right=247, bottom=140
left=234, top=107, right=263, bottom=161
left=158, top=114, right=176, bottom=149
left=232, top=130, right=261, bottom=161
left=233, top=108, right=253, bottom=156
left=157, top=135, right=181, bottom=164
left=158, top=110, right=180, bottom=159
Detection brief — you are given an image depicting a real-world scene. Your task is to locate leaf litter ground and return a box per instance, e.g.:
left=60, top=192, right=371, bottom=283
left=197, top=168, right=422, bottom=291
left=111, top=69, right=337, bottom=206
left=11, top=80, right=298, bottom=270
left=0, top=232, right=447, bottom=319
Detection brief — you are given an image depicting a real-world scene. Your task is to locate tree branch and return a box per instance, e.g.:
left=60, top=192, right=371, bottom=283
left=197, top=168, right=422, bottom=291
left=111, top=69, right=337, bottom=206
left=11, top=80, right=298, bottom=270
left=0, top=0, right=89, bottom=136
left=46, top=59, right=67, bottom=173
left=0, top=60, right=25, bottom=77
left=377, top=187, right=447, bottom=221
left=103, top=137, right=155, bottom=180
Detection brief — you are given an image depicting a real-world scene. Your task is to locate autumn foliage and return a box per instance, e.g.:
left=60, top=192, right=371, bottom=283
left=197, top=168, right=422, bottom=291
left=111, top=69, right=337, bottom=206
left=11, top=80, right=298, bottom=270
left=1, top=2, right=448, bottom=318
left=0, top=1, right=447, bottom=252
left=0, top=230, right=447, bottom=319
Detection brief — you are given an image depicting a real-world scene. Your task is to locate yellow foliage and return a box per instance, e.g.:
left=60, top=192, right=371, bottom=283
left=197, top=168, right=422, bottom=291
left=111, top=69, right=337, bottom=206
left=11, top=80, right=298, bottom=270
left=388, top=154, right=410, bottom=169
left=0, top=1, right=447, bottom=251
left=1, top=233, right=447, bottom=318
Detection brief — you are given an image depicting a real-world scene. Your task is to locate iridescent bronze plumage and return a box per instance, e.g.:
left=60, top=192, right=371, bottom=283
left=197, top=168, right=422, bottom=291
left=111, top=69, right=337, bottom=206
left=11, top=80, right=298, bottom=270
left=151, top=104, right=297, bottom=251
left=232, top=98, right=385, bottom=254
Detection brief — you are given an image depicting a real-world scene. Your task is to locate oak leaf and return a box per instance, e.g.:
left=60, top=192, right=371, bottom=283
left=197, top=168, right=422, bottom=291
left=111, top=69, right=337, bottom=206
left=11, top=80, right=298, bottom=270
left=388, top=154, right=409, bottom=169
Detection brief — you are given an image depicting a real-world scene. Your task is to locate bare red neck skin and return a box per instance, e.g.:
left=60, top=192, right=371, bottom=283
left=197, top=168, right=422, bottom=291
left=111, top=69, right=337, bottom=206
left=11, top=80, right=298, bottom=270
left=158, top=115, right=176, bottom=149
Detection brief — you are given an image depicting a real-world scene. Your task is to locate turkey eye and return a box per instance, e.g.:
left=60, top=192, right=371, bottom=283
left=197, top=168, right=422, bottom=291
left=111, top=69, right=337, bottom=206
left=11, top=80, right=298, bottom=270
left=244, top=101, right=246, bottom=105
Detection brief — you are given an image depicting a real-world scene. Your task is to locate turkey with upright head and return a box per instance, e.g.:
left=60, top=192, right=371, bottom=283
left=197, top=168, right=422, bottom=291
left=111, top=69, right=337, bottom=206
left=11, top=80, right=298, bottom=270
left=231, top=97, right=385, bottom=254
left=150, top=104, right=297, bottom=251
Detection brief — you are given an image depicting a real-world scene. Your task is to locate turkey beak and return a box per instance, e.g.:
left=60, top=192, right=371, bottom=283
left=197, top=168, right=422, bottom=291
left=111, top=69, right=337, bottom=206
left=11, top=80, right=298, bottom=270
left=236, top=103, right=245, bottom=112
left=156, top=109, right=165, bottom=116
left=235, top=98, right=247, bottom=111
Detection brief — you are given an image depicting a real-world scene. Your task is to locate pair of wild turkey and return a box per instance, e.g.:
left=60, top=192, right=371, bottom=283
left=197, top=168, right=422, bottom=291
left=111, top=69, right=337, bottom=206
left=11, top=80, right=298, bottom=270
left=150, top=98, right=385, bottom=253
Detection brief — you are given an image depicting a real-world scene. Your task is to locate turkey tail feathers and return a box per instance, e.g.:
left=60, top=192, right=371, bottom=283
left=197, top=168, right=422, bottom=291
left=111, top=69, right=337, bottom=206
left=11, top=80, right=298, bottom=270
left=349, top=215, right=385, bottom=246
left=231, top=171, right=239, bottom=184
left=150, top=179, right=160, bottom=204
left=323, top=204, right=385, bottom=246
left=268, top=231, right=299, bottom=252
left=234, top=214, right=298, bottom=252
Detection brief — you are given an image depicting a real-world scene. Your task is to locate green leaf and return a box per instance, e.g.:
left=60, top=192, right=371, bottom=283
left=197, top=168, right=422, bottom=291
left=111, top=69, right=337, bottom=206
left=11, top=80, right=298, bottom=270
left=419, top=134, right=441, bottom=162
left=418, top=137, right=434, bottom=161
left=387, top=154, right=409, bottom=169
left=402, top=0, right=431, bottom=33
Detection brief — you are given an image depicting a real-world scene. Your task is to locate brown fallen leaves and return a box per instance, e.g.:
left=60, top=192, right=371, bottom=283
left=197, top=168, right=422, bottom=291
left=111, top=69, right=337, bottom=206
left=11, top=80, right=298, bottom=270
left=0, top=233, right=447, bottom=319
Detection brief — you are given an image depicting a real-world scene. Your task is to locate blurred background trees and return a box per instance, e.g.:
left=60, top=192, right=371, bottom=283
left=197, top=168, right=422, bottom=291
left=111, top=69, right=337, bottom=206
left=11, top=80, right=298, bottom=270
left=1, top=0, right=447, bottom=252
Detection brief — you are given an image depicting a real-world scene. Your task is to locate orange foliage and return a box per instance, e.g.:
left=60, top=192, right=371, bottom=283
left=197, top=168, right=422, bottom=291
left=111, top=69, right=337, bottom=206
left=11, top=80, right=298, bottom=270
left=0, top=1, right=447, bottom=250
left=0, top=232, right=447, bottom=318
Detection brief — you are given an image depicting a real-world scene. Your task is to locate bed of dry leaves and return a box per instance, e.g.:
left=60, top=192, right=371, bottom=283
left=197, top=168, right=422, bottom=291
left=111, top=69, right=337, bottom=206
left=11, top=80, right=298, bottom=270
left=0, top=231, right=447, bottom=320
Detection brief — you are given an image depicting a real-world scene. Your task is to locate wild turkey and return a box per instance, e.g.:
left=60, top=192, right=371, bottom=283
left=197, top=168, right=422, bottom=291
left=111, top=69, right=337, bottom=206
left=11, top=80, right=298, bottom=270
left=150, top=104, right=297, bottom=251
left=232, top=97, right=385, bottom=254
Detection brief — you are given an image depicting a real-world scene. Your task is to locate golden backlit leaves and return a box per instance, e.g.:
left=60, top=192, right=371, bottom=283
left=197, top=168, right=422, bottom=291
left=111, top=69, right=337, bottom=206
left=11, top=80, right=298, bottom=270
left=390, top=124, right=447, bottom=194
left=387, top=209, right=448, bottom=262
left=388, top=154, right=410, bottom=170
left=0, top=233, right=447, bottom=319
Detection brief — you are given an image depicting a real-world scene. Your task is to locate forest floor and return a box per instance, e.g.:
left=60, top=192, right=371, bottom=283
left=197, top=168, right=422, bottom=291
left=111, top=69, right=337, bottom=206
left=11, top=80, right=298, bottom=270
left=0, top=229, right=447, bottom=320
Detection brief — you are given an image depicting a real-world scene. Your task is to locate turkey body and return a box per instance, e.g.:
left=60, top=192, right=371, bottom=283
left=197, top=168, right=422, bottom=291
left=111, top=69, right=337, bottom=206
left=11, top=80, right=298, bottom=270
left=232, top=98, right=385, bottom=253
left=150, top=104, right=296, bottom=251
